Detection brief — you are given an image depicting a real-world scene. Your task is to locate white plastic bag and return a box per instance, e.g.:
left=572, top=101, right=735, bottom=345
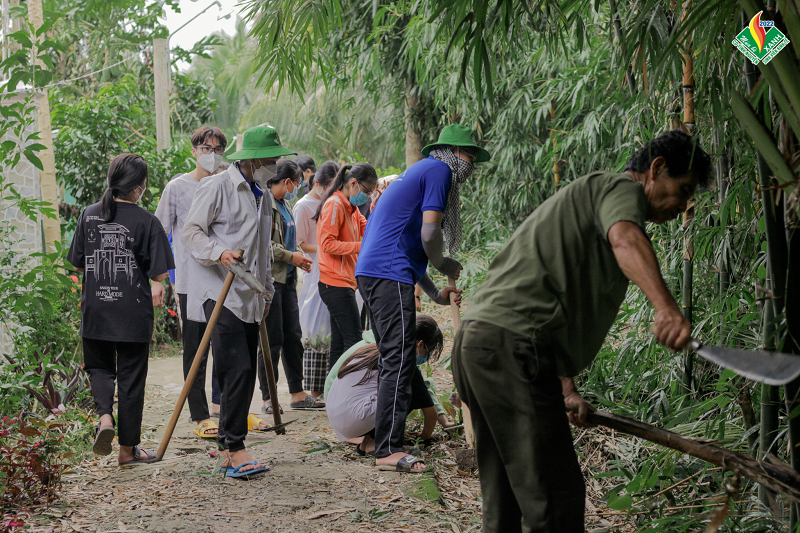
left=298, top=254, right=331, bottom=350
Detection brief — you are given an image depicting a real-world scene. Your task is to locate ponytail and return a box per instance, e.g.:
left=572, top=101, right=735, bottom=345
left=101, top=154, right=148, bottom=222
left=100, top=189, right=116, bottom=222
left=312, top=164, right=352, bottom=222
left=311, top=162, right=377, bottom=222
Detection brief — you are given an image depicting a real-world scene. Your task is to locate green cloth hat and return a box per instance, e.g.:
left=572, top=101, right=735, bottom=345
left=226, top=125, right=297, bottom=161
left=421, top=124, right=490, bottom=163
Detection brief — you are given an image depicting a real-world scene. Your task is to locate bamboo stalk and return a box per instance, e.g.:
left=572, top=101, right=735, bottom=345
left=579, top=408, right=800, bottom=501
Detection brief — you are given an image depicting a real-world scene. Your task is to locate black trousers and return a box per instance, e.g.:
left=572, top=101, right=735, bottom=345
left=258, top=274, right=304, bottom=400
left=178, top=294, right=220, bottom=422
left=318, top=282, right=362, bottom=371
left=82, top=338, right=149, bottom=447
left=452, top=320, right=585, bottom=533
left=357, top=275, right=417, bottom=459
left=203, top=299, right=259, bottom=452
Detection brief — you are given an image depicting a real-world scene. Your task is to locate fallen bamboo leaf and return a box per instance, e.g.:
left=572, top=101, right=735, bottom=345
left=305, top=507, right=356, bottom=520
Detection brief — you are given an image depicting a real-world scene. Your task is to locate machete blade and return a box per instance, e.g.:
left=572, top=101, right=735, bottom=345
left=691, top=339, right=800, bottom=385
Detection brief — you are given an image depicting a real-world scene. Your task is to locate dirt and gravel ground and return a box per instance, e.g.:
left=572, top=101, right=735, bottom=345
left=21, top=303, right=633, bottom=533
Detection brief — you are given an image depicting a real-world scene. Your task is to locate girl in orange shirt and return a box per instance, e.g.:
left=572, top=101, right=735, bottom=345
left=314, top=163, right=378, bottom=370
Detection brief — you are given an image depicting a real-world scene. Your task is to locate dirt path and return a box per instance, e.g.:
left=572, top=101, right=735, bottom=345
left=24, top=302, right=631, bottom=532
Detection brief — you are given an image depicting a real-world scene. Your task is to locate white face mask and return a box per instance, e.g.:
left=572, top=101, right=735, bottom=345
left=133, top=185, right=145, bottom=204
left=198, top=152, right=223, bottom=173
left=252, top=162, right=277, bottom=185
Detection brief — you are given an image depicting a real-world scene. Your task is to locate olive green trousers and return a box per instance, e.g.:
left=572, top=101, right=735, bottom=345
left=452, top=320, right=585, bottom=533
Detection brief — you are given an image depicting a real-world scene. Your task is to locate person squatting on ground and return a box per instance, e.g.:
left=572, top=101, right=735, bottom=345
left=452, top=129, right=712, bottom=532
left=68, top=154, right=174, bottom=465
left=257, top=159, right=325, bottom=413
left=154, top=126, right=227, bottom=440
left=295, top=160, right=340, bottom=398
left=182, top=125, right=287, bottom=478
left=324, top=315, right=450, bottom=461
left=355, top=124, right=484, bottom=471
left=314, top=163, right=378, bottom=370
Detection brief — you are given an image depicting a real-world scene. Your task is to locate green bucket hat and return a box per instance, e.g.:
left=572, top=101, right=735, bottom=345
left=225, top=125, right=297, bottom=161
left=421, top=124, right=490, bottom=163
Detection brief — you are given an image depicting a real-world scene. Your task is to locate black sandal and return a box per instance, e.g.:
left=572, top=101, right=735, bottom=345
left=93, top=422, right=115, bottom=456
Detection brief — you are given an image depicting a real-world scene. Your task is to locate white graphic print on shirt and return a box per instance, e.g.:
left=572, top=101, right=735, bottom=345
left=83, top=216, right=138, bottom=302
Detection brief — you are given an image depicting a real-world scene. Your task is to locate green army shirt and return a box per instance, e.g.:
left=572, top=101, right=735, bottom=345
left=463, top=171, right=647, bottom=377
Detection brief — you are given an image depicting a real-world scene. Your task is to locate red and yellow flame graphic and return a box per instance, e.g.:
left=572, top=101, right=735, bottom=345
left=749, top=11, right=767, bottom=53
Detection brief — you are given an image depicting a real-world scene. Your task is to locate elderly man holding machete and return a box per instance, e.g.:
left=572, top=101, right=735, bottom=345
left=452, top=129, right=712, bottom=532
left=182, top=125, right=294, bottom=477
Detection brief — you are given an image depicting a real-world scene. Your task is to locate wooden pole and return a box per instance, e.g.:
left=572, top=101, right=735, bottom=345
left=156, top=249, right=242, bottom=461
left=153, top=38, right=171, bottom=153
left=258, top=321, right=285, bottom=434
left=28, top=0, right=60, bottom=253
left=448, top=276, right=475, bottom=449
left=579, top=408, right=800, bottom=502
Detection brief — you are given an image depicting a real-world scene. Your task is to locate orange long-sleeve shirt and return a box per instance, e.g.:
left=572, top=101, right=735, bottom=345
left=317, top=190, right=367, bottom=290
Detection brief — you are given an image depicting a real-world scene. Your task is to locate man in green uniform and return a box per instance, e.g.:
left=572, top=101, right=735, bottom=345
left=452, top=129, right=711, bottom=532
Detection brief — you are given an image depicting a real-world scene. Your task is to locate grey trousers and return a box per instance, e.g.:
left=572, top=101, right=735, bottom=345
left=452, top=320, right=585, bottom=533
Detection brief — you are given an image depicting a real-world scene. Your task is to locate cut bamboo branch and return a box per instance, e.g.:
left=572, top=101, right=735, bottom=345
left=578, top=408, right=800, bottom=502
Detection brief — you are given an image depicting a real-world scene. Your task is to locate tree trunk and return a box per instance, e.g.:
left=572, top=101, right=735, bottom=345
left=28, top=0, right=61, bottom=253
left=404, top=81, right=423, bottom=170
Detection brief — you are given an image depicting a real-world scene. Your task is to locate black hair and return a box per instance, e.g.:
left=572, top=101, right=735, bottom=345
left=624, top=129, right=712, bottom=187
left=311, top=160, right=340, bottom=191
left=312, top=162, right=378, bottom=222
left=100, top=154, right=148, bottom=222
left=337, top=315, right=443, bottom=384
left=191, top=126, right=227, bottom=150
left=295, top=155, right=317, bottom=174
left=267, top=159, right=302, bottom=188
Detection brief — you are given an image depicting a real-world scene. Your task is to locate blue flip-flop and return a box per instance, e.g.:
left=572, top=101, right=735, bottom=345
left=226, top=462, right=269, bottom=478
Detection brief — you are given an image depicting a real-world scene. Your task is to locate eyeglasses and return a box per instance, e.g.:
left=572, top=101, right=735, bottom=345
left=359, top=183, right=376, bottom=196
left=196, top=145, right=225, bottom=155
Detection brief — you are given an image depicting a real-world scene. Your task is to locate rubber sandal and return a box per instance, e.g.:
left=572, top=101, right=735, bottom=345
left=355, top=444, right=376, bottom=457
left=93, top=423, right=115, bottom=456
left=377, top=454, right=428, bottom=473
left=193, top=419, right=219, bottom=439
left=247, top=413, right=272, bottom=432
left=262, top=400, right=284, bottom=415
left=226, top=461, right=269, bottom=478
left=119, top=446, right=158, bottom=465
left=290, top=395, right=326, bottom=410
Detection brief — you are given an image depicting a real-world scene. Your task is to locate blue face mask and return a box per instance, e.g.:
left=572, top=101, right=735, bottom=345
left=283, top=180, right=299, bottom=201
left=416, top=352, right=429, bottom=366
left=349, top=185, right=370, bottom=206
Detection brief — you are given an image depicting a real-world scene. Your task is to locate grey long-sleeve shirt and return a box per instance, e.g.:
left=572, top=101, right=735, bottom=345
left=181, top=167, right=275, bottom=323
left=154, top=173, right=199, bottom=295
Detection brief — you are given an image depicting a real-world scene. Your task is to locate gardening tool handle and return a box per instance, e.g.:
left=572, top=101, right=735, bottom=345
left=447, top=276, right=475, bottom=449
left=156, top=248, right=243, bottom=461
left=259, top=321, right=284, bottom=433
left=447, top=276, right=461, bottom=333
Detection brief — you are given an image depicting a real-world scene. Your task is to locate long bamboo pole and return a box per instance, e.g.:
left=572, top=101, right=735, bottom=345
left=448, top=276, right=475, bottom=449
left=578, top=408, right=800, bottom=502
left=156, top=249, right=242, bottom=461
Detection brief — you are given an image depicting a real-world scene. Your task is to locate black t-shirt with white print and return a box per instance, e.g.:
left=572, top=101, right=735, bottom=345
left=67, top=201, right=175, bottom=343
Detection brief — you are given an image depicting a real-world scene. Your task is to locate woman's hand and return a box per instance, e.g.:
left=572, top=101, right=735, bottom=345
left=151, top=282, right=165, bottom=308
left=290, top=252, right=312, bottom=272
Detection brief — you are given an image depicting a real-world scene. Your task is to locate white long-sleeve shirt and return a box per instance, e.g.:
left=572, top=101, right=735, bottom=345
left=292, top=194, right=320, bottom=258
left=181, top=167, right=275, bottom=323
left=154, top=173, right=200, bottom=294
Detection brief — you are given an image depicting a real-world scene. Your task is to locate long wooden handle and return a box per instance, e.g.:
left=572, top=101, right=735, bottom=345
left=575, top=408, right=800, bottom=501
left=447, top=275, right=475, bottom=449
left=156, top=249, right=242, bottom=461
left=259, top=321, right=284, bottom=433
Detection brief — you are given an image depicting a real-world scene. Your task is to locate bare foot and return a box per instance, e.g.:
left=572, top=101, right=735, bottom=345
left=219, top=449, right=231, bottom=469
left=211, top=403, right=221, bottom=416
left=229, top=449, right=262, bottom=473
left=376, top=451, right=426, bottom=471
left=359, top=435, right=375, bottom=454
left=310, top=391, right=324, bottom=399
left=289, top=391, right=309, bottom=404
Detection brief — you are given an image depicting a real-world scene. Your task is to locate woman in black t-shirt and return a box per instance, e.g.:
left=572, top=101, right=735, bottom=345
left=67, top=154, right=174, bottom=465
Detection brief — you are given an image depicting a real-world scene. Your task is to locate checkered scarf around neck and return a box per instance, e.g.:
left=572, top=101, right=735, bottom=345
left=429, top=146, right=477, bottom=254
